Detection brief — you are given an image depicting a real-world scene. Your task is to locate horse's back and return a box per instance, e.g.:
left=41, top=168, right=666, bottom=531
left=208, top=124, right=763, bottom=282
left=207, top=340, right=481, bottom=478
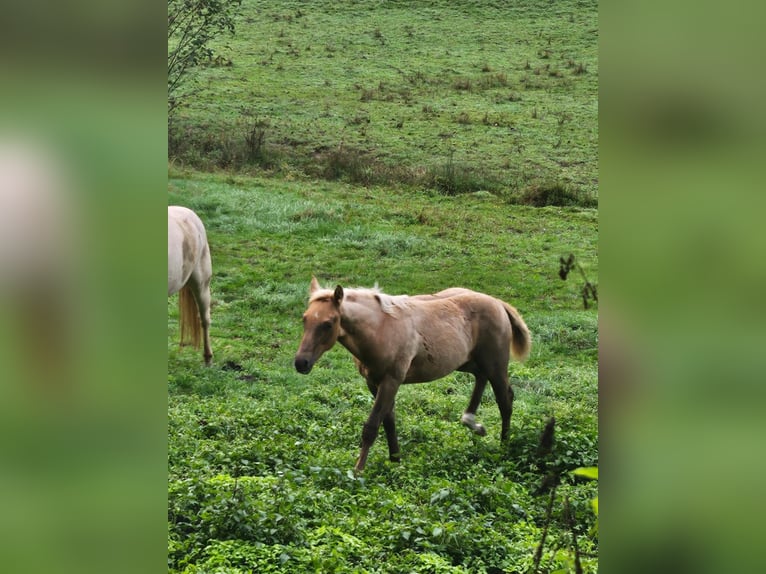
left=413, top=289, right=507, bottom=321
left=411, top=291, right=516, bottom=352
left=168, top=205, right=207, bottom=239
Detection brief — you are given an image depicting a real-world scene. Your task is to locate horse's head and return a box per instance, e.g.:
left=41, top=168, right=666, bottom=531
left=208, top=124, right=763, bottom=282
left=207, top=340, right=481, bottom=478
left=294, top=277, right=344, bottom=374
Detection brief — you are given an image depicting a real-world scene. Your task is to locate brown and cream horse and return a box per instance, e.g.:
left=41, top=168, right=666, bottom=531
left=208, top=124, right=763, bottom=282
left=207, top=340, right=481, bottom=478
left=294, top=277, right=531, bottom=473
left=168, top=206, right=213, bottom=365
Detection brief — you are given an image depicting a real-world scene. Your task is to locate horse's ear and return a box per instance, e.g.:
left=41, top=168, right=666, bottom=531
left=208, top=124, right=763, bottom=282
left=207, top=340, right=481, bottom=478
left=333, top=285, right=344, bottom=306
left=309, top=276, right=321, bottom=294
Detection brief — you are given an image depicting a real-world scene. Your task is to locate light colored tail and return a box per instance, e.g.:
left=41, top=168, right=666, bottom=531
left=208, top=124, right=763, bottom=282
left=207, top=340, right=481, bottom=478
left=179, top=284, right=202, bottom=348
left=503, top=301, right=531, bottom=361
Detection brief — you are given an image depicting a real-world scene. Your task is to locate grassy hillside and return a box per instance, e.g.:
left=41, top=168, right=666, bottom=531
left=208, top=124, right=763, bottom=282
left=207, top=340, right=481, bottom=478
left=168, top=0, right=597, bottom=571
left=168, top=169, right=598, bottom=573
left=170, top=0, right=597, bottom=203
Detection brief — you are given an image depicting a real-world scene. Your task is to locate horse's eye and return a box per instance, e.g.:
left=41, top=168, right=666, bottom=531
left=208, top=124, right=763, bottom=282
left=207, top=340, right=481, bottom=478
left=320, top=321, right=333, bottom=331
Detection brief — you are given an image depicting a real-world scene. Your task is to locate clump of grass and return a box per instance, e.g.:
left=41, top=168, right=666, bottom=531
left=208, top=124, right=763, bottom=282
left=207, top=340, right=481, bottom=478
left=482, top=112, right=513, bottom=128
left=427, top=153, right=500, bottom=196
left=520, top=74, right=546, bottom=90
left=452, top=77, right=472, bottom=91
left=518, top=182, right=593, bottom=207
left=573, top=62, right=587, bottom=75
left=407, top=70, right=428, bottom=85
left=319, top=144, right=413, bottom=188
left=168, top=116, right=281, bottom=171
left=455, top=111, right=472, bottom=125
left=244, top=117, right=270, bottom=163
left=455, top=73, right=508, bottom=92
left=564, top=59, right=588, bottom=77
left=323, top=145, right=368, bottom=182
left=347, top=114, right=369, bottom=126
left=477, top=72, right=508, bottom=89
left=359, top=83, right=411, bottom=104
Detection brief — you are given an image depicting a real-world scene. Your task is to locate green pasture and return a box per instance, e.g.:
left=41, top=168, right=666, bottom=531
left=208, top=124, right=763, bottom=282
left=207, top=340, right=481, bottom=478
left=169, top=0, right=597, bottom=571
left=168, top=169, right=598, bottom=572
left=170, top=0, right=597, bottom=202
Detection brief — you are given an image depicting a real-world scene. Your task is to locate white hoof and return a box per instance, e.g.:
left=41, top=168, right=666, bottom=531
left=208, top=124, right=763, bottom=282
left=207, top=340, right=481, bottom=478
left=461, top=413, right=487, bottom=436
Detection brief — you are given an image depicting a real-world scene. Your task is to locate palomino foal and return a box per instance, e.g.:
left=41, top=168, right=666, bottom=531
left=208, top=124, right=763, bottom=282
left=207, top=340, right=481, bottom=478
left=294, top=277, right=531, bottom=473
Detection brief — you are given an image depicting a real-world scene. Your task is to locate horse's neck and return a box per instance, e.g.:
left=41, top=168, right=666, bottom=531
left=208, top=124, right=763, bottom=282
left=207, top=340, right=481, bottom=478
left=337, top=298, right=384, bottom=362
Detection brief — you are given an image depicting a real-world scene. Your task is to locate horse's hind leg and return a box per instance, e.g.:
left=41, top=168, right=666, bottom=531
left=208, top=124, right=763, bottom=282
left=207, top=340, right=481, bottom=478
left=365, top=379, right=400, bottom=462
left=488, top=370, right=514, bottom=443
left=189, top=258, right=213, bottom=365
left=198, top=285, right=213, bottom=365
left=461, top=374, right=488, bottom=436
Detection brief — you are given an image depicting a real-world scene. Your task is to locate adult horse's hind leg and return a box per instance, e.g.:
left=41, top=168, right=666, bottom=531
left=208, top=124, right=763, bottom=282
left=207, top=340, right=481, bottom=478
left=461, top=374, right=488, bottom=436
left=365, top=379, right=400, bottom=462
left=197, top=285, right=213, bottom=365
left=189, top=252, right=213, bottom=365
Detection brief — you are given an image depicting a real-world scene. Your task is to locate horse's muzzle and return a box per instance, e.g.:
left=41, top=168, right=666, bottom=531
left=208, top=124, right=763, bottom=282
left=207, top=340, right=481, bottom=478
left=294, top=356, right=313, bottom=374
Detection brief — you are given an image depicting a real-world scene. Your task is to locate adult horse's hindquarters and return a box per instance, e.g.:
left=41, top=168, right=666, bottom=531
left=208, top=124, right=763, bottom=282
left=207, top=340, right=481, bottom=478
left=168, top=206, right=213, bottom=365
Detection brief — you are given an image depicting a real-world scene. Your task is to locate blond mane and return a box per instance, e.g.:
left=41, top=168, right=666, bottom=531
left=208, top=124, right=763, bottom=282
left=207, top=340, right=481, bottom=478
left=308, top=288, right=338, bottom=304
left=310, top=285, right=410, bottom=316
left=373, top=291, right=411, bottom=315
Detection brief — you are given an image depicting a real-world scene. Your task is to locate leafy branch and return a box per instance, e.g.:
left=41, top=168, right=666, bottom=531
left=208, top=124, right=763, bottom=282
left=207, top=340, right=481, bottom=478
left=168, top=0, right=243, bottom=117
left=558, top=253, right=598, bottom=309
left=529, top=418, right=598, bottom=573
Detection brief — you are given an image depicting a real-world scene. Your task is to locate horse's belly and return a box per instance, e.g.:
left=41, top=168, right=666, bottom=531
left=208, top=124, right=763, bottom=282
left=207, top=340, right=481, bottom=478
left=402, top=319, right=474, bottom=382
left=403, top=350, right=470, bottom=383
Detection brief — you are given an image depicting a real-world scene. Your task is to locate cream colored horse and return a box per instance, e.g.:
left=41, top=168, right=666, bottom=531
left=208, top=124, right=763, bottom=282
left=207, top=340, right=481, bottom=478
left=294, top=277, right=531, bottom=473
left=168, top=206, right=213, bottom=364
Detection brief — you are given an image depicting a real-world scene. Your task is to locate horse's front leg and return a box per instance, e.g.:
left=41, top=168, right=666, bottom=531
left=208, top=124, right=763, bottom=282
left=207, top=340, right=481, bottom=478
left=355, top=377, right=400, bottom=474
left=365, top=378, right=400, bottom=464
left=383, top=408, right=400, bottom=463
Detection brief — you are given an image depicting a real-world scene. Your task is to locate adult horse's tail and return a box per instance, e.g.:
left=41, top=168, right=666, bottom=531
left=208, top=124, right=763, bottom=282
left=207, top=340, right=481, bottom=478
left=503, top=301, right=531, bottom=362
left=179, top=284, right=202, bottom=348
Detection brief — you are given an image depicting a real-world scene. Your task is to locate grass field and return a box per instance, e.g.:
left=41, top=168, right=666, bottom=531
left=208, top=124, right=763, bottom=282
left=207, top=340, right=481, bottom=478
left=168, top=168, right=598, bottom=573
left=169, top=0, right=597, bottom=571
left=170, top=0, right=597, bottom=204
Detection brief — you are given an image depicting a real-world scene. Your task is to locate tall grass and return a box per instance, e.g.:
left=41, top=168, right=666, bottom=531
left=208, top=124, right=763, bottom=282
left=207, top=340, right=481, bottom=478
left=169, top=0, right=598, bottom=205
